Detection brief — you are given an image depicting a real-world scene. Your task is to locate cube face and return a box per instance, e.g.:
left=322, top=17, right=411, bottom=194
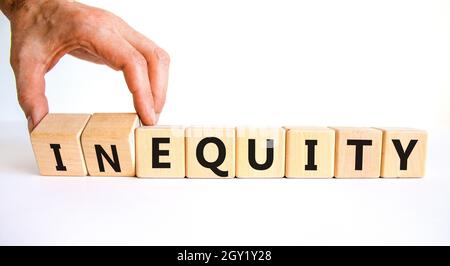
left=185, top=127, right=235, bottom=178
left=236, top=128, right=285, bottom=178
left=30, top=114, right=91, bottom=176
left=285, top=127, right=335, bottom=178
left=81, top=113, right=139, bottom=176
left=379, top=128, right=427, bottom=178
left=333, top=127, right=382, bottom=178
left=135, top=126, right=185, bottom=178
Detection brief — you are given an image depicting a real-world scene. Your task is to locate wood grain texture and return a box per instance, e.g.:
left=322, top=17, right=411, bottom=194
left=135, top=126, right=185, bottom=178
left=378, top=128, right=427, bottom=178
left=285, top=127, right=335, bottom=178
left=81, top=113, right=139, bottom=177
left=333, top=127, right=382, bottom=178
left=30, top=113, right=91, bottom=176
left=185, top=127, right=235, bottom=178
left=236, top=127, right=285, bottom=178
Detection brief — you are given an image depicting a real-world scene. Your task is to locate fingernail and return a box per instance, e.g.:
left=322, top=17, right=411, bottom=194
left=155, top=113, right=160, bottom=124
left=27, top=116, right=34, bottom=132
left=150, top=107, right=157, bottom=125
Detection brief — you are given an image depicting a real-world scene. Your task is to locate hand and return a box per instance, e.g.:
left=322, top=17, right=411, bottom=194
left=0, top=0, right=170, bottom=131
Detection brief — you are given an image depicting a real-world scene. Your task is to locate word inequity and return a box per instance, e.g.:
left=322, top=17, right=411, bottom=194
left=30, top=113, right=428, bottom=178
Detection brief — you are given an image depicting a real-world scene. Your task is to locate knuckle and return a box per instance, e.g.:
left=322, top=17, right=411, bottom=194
left=67, top=9, right=89, bottom=30
left=17, top=89, right=46, bottom=112
left=155, top=47, right=170, bottom=65
left=71, top=9, right=113, bottom=36
left=17, top=91, right=31, bottom=108
left=72, top=14, right=95, bottom=36
left=132, top=53, right=148, bottom=69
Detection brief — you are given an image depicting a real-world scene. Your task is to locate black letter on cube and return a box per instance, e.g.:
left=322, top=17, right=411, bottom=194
left=196, top=137, right=228, bottom=177
left=248, top=139, right=274, bottom=171
left=95, top=144, right=121, bottom=172
left=50, top=143, right=67, bottom=171
left=347, top=139, right=372, bottom=170
left=152, top=138, right=171, bottom=168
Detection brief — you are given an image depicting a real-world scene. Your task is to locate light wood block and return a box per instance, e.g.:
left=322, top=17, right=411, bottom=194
left=333, top=127, right=382, bottom=178
left=30, top=113, right=91, bottom=176
left=236, top=127, right=285, bottom=178
left=185, top=127, right=235, bottom=178
left=378, top=128, right=427, bottom=178
left=285, top=127, right=335, bottom=178
left=81, top=113, right=139, bottom=176
left=135, top=126, right=185, bottom=178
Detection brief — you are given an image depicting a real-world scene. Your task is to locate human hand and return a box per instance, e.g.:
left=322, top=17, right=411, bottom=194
left=0, top=0, right=170, bottom=131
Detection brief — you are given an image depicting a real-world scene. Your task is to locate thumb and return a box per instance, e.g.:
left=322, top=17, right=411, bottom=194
left=15, top=67, right=49, bottom=132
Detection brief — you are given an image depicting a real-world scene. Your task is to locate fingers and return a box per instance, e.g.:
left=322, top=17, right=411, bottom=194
left=91, top=33, right=157, bottom=125
left=123, top=29, right=170, bottom=118
left=14, top=66, right=49, bottom=132
left=122, top=50, right=157, bottom=126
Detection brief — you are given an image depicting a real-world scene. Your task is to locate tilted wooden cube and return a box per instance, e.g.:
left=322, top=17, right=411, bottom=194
left=379, top=128, right=427, bottom=178
left=236, top=127, right=285, bottom=178
left=333, top=127, right=382, bottom=178
left=185, top=127, right=235, bottom=178
left=81, top=113, right=139, bottom=176
left=285, top=127, right=335, bottom=178
left=30, top=113, right=91, bottom=176
left=135, top=126, right=185, bottom=178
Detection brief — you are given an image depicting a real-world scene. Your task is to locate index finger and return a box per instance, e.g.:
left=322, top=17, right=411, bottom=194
left=124, top=29, right=170, bottom=116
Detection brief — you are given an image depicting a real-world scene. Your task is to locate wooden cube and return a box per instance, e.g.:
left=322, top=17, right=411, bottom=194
left=81, top=113, right=139, bottom=176
left=135, top=126, right=185, bottom=178
left=236, top=127, right=285, bottom=178
left=285, top=127, right=335, bottom=178
left=378, top=128, right=427, bottom=178
left=185, top=127, right=235, bottom=178
left=30, top=113, right=91, bottom=176
left=333, top=127, right=382, bottom=178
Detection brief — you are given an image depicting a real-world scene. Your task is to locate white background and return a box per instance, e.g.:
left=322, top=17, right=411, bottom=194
left=0, top=0, right=449, bottom=245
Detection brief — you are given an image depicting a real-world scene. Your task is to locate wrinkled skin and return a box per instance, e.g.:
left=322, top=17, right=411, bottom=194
left=0, top=0, right=170, bottom=131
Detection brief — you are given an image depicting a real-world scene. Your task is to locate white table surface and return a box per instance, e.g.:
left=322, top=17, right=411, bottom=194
left=1, top=121, right=449, bottom=245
